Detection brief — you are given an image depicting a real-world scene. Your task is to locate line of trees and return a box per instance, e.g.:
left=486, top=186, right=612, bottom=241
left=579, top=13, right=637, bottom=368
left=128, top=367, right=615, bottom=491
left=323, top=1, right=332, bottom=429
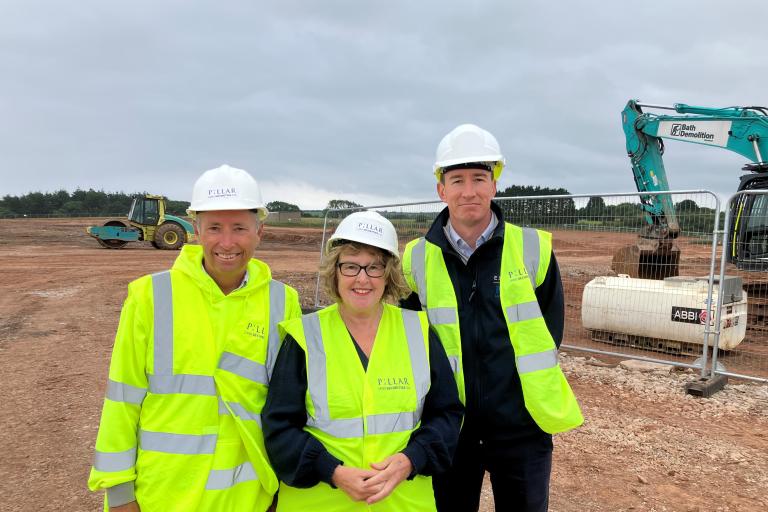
left=567, top=197, right=720, bottom=235
left=496, top=185, right=578, bottom=224
left=0, top=190, right=190, bottom=217
left=495, top=194, right=718, bottom=236
left=0, top=191, right=370, bottom=218
left=266, top=201, right=300, bottom=212
left=496, top=184, right=571, bottom=198
left=265, top=200, right=365, bottom=218
left=2, top=190, right=719, bottom=235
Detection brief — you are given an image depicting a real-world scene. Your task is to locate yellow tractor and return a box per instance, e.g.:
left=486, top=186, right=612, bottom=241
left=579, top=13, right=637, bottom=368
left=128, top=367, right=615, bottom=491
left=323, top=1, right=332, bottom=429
left=87, top=194, right=195, bottom=249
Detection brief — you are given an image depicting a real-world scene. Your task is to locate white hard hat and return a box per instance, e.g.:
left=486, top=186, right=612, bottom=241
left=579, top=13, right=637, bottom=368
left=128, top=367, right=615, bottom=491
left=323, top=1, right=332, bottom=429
left=327, top=211, right=399, bottom=260
left=188, top=164, right=269, bottom=220
left=434, top=123, right=505, bottom=181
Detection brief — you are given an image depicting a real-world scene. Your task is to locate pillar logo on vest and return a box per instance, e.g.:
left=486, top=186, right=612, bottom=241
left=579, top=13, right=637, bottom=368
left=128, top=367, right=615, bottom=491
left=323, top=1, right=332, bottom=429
left=377, top=376, right=410, bottom=391
left=245, top=321, right=265, bottom=340
left=507, top=268, right=529, bottom=282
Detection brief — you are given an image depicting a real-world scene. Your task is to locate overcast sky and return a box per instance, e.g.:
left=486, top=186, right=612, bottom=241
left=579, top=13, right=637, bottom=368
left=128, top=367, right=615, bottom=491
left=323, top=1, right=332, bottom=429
left=1, top=1, right=766, bottom=209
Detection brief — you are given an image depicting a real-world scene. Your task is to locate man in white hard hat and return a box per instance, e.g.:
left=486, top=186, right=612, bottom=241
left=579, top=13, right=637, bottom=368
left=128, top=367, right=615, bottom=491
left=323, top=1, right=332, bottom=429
left=88, top=164, right=302, bottom=512
left=402, top=125, right=583, bottom=511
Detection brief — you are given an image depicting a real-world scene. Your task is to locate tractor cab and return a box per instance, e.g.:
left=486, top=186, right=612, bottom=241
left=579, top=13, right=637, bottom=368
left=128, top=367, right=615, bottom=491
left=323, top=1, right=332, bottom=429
left=128, top=195, right=164, bottom=226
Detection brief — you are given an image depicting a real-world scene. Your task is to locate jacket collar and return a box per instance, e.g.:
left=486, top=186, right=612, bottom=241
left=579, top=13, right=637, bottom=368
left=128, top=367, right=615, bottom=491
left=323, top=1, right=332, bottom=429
left=425, top=201, right=505, bottom=252
left=172, top=244, right=271, bottom=299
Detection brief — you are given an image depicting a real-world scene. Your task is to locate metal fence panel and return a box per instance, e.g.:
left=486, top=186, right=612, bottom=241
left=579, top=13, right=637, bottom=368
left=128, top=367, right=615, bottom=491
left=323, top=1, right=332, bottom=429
left=712, top=190, right=768, bottom=383
left=319, top=191, right=765, bottom=383
left=494, top=191, right=722, bottom=374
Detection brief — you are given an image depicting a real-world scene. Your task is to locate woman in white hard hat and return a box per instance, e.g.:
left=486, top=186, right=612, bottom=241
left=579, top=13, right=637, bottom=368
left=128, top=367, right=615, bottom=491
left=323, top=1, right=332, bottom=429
left=262, top=211, right=463, bottom=511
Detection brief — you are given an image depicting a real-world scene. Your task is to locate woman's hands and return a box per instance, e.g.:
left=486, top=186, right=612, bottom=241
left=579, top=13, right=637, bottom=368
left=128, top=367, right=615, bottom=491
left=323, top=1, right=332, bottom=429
left=331, top=465, right=378, bottom=501
left=365, top=453, right=413, bottom=505
left=330, top=453, right=413, bottom=505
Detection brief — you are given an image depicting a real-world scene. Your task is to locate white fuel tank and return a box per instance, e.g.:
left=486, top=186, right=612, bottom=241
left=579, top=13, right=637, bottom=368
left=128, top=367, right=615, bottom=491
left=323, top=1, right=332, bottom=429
left=581, top=275, right=747, bottom=351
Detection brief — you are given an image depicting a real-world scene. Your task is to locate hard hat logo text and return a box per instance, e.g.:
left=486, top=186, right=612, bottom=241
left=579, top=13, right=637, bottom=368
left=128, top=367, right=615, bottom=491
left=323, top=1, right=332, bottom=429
left=357, top=222, right=383, bottom=237
left=208, top=187, right=238, bottom=199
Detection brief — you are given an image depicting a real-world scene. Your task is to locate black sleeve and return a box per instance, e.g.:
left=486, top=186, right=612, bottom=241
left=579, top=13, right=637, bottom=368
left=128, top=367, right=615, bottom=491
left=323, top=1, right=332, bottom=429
left=399, top=291, right=422, bottom=311
left=401, top=330, right=464, bottom=477
left=262, top=335, right=342, bottom=487
left=535, top=251, right=565, bottom=348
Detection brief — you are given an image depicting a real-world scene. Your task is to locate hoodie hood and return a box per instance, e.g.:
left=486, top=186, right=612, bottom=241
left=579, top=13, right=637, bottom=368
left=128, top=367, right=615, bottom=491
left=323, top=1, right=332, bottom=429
left=172, top=244, right=272, bottom=299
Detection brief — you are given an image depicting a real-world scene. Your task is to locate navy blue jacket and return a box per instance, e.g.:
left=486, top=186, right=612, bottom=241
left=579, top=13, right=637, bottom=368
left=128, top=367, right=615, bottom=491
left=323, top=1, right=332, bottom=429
left=400, top=202, right=564, bottom=442
left=262, top=329, right=463, bottom=487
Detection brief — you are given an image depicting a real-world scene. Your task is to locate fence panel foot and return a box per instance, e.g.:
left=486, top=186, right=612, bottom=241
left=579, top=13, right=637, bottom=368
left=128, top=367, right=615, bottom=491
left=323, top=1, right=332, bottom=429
left=684, top=374, right=728, bottom=397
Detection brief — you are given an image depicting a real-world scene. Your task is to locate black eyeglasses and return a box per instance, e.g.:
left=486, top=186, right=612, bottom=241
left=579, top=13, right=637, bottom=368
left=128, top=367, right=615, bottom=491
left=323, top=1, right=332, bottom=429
left=337, top=262, right=386, bottom=278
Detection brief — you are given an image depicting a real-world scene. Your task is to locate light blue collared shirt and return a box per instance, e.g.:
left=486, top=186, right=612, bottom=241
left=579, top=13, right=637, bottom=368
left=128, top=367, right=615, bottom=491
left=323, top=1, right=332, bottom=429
left=443, top=214, right=499, bottom=264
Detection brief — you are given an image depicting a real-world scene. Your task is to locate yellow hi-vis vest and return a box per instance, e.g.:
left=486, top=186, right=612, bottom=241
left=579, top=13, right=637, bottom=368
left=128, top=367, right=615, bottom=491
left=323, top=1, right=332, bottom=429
left=402, top=223, right=583, bottom=434
left=277, top=303, right=436, bottom=512
left=88, top=254, right=300, bottom=511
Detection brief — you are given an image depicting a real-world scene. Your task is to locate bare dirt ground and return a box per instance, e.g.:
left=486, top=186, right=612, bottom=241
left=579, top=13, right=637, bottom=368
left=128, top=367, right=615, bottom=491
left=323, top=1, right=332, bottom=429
left=1, top=218, right=766, bottom=512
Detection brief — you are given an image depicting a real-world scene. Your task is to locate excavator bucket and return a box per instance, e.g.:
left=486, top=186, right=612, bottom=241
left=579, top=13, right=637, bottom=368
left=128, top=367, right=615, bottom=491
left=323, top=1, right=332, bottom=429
left=612, top=239, right=680, bottom=280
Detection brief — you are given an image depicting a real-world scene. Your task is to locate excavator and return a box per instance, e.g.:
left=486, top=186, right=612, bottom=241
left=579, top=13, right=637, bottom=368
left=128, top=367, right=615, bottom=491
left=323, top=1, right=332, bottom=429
left=582, top=100, right=768, bottom=359
left=613, top=99, right=768, bottom=279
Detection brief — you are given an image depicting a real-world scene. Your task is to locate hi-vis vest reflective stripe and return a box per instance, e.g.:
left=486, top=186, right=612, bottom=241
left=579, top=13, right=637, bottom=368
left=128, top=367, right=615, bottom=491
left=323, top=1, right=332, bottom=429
left=278, top=304, right=436, bottom=512
left=91, top=271, right=289, bottom=509
left=403, top=223, right=583, bottom=434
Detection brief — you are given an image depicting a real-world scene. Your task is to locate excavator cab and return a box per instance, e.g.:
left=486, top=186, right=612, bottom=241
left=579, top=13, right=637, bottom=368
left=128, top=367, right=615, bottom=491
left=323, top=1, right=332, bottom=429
left=730, top=173, right=768, bottom=271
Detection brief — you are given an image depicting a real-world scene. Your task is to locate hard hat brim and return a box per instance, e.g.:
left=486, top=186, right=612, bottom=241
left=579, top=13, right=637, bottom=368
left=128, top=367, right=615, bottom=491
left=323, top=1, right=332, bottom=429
left=187, top=204, right=269, bottom=220
left=434, top=159, right=505, bottom=182
left=326, top=236, right=400, bottom=261
left=434, top=154, right=504, bottom=171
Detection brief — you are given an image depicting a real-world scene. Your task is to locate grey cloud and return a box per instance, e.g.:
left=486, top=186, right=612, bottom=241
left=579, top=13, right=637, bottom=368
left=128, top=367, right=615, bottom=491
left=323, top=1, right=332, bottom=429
left=1, top=1, right=766, bottom=207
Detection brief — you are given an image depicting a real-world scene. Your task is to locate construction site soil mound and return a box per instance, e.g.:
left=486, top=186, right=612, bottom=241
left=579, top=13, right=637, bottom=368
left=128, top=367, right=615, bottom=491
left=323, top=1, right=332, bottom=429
left=1, top=218, right=766, bottom=511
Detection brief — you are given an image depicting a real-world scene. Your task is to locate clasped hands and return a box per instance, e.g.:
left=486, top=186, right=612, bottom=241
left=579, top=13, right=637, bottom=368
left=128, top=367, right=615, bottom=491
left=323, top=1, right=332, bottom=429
left=330, top=453, right=413, bottom=505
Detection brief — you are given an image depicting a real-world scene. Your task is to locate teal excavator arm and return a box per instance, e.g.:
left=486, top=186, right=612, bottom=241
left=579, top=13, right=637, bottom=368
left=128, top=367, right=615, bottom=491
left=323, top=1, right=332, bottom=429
left=615, top=99, right=768, bottom=278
